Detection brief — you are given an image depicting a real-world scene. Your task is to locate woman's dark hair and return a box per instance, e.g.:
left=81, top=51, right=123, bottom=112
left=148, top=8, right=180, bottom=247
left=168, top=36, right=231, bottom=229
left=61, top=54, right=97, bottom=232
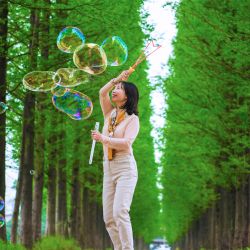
left=120, top=81, right=139, bottom=116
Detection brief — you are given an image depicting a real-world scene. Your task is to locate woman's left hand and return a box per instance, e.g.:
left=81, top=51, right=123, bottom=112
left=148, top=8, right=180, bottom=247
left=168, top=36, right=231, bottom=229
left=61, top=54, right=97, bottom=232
left=91, top=130, right=103, bottom=142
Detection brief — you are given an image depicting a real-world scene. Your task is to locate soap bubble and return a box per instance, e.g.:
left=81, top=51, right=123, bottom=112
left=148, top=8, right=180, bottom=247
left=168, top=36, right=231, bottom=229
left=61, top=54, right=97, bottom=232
left=101, top=36, right=128, bottom=66
left=57, top=27, right=85, bottom=53
left=0, top=102, right=7, bottom=114
left=73, top=43, right=107, bottom=75
left=52, top=89, right=93, bottom=120
left=0, top=197, right=4, bottom=211
left=51, top=85, right=68, bottom=97
left=23, top=71, right=61, bottom=92
left=55, top=68, right=89, bottom=87
left=0, top=214, right=5, bottom=228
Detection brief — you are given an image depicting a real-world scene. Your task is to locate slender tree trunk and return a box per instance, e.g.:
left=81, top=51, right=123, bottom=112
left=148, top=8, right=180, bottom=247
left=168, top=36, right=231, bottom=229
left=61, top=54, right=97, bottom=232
left=70, top=137, right=80, bottom=238
left=46, top=109, right=58, bottom=235
left=32, top=94, right=46, bottom=241
left=172, top=181, right=250, bottom=250
left=20, top=1, right=39, bottom=248
left=32, top=0, right=50, bottom=240
left=0, top=0, right=8, bottom=241
left=20, top=92, right=36, bottom=249
left=10, top=161, right=23, bottom=243
left=56, top=119, right=68, bottom=237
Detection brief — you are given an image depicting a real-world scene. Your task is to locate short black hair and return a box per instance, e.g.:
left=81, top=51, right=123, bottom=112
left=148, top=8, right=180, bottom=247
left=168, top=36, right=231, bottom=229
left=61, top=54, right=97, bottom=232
left=120, top=81, right=139, bottom=116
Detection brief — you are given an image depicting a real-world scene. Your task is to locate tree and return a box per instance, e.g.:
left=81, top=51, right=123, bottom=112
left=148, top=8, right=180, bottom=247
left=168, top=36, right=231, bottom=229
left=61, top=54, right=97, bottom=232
left=0, top=0, right=8, bottom=241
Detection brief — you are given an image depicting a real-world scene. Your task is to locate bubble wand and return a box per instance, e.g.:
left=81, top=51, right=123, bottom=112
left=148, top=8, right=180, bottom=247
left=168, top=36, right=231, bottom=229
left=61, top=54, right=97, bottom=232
left=89, top=122, right=100, bottom=165
left=127, top=40, right=162, bottom=75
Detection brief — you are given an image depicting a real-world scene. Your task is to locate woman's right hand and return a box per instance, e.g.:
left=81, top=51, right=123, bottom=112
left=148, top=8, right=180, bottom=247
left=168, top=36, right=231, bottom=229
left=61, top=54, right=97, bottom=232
left=116, top=70, right=130, bottom=82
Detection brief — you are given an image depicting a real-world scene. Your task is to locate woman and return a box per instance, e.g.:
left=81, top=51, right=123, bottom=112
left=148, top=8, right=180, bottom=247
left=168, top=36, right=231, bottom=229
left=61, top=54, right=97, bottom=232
left=91, top=70, right=140, bottom=250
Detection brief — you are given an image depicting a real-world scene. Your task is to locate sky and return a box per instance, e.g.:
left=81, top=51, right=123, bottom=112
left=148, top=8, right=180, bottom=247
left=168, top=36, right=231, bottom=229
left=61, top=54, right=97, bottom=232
left=140, top=0, right=177, bottom=245
left=141, top=0, right=177, bottom=162
left=141, top=0, right=177, bottom=198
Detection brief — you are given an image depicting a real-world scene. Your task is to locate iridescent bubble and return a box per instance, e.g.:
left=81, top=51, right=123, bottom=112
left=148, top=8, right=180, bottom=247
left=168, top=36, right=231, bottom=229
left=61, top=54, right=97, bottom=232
left=52, top=89, right=93, bottom=120
left=55, top=68, right=89, bottom=87
left=30, top=170, right=35, bottom=175
left=23, top=71, right=60, bottom=92
left=73, top=43, right=107, bottom=75
left=0, top=102, right=7, bottom=114
left=0, top=197, right=4, bottom=211
left=101, top=36, right=128, bottom=66
left=51, top=85, right=68, bottom=97
left=0, top=214, right=5, bottom=228
left=57, top=27, right=86, bottom=53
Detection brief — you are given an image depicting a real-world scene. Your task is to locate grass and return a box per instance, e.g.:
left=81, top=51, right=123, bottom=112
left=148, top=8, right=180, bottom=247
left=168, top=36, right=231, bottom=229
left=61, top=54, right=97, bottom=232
left=0, top=240, right=26, bottom=250
left=33, top=236, right=81, bottom=250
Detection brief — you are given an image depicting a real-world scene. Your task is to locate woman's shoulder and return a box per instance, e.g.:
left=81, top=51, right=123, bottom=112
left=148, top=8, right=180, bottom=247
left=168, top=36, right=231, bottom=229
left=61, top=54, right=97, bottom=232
left=126, top=113, right=139, bottom=124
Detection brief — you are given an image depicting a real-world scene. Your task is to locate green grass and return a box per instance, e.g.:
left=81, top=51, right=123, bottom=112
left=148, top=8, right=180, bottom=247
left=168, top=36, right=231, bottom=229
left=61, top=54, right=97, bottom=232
left=198, top=248, right=250, bottom=250
left=0, top=237, right=114, bottom=250
left=33, top=236, right=81, bottom=250
left=0, top=240, right=26, bottom=250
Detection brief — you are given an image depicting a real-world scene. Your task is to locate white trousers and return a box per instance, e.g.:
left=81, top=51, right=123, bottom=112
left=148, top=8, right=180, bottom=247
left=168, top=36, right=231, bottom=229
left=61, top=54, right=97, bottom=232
left=102, top=154, right=138, bottom=250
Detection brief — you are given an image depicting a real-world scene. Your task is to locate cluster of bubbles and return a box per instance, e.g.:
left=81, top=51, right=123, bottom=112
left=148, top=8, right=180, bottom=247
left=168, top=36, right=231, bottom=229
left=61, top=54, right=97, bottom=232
left=21, top=27, right=128, bottom=120
left=0, top=196, right=5, bottom=228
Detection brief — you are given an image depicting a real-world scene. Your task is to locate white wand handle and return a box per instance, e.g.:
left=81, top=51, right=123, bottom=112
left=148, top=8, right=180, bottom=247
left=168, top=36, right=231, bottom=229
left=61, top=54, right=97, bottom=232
left=89, top=122, right=100, bottom=165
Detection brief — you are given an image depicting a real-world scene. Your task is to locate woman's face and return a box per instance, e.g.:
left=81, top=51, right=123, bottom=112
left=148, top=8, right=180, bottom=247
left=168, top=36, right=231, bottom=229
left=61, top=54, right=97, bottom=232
left=111, top=82, right=127, bottom=104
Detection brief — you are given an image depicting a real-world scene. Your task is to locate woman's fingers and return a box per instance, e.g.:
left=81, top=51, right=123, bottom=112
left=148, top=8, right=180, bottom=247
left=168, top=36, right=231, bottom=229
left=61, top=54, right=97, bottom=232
left=91, top=130, right=102, bottom=142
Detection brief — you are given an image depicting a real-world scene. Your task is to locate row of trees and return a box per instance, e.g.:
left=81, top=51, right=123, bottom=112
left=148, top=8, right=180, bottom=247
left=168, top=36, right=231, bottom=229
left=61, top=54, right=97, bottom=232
left=161, top=0, right=250, bottom=249
left=0, top=0, right=160, bottom=249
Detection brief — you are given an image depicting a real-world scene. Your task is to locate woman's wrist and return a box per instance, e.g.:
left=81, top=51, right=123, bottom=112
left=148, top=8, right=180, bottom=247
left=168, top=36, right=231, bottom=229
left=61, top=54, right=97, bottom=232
left=101, top=135, right=110, bottom=144
left=110, top=78, right=118, bottom=86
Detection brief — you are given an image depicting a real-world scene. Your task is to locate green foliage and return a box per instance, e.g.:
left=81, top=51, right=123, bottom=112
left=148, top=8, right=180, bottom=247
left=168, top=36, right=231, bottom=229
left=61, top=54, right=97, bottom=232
left=0, top=240, right=26, bottom=250
left=161, top=0, right=250, bottom=244
left=32, top=236, right=80, bottom=250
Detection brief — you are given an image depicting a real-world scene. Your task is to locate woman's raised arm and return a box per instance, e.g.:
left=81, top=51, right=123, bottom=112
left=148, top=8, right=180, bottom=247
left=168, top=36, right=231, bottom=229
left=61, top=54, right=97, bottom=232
left=99, top=70, right=130, bottom=118
left=99, top=79, right=116, bottom=118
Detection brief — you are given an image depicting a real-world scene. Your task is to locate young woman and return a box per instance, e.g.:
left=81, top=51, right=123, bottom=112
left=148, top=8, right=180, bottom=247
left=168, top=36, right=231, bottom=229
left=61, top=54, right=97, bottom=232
left=91, top=70, right=140, bottom=250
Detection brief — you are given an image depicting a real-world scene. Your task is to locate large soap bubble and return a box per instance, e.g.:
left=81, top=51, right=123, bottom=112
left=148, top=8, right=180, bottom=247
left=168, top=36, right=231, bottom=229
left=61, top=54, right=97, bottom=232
left=101, top=36, right=128, bottom=66
left=0, top=102, right=7, bottom=114
left=52, top=89, right=93, bottom=120
left=57, top=27, right=85, bottom=53
left=73, top=43, right=107, bottom=75
left=55, top=68, right=89, bottom=87
left=23, top=71, right=60, bottom=92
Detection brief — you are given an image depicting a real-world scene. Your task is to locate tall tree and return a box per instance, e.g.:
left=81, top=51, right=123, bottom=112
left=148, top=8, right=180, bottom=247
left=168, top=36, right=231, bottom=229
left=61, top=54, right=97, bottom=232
left=20, top=0, right=39, bottom=248
left=46, top=108, right=58, bottom=235
left=0, top=0, right=8, bottom=241
left=32, top=0, right=51, bottom=241
left=161, top=0, right=250, bottom=247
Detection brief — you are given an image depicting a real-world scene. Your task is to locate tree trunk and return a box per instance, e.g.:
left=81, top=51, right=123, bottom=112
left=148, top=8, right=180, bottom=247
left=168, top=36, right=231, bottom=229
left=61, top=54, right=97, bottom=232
left=20, top=1, right=39, bottom=248
left=10, top=161, right=23, bottom=243
left=70, top=137, right=81, bottom=238
left=46, top=109, right=58, bottom=235
left=20, top=92, right=36, bottom=249
left=32, top=0, right=50, bottom=240
left=32, top=94, right=46, bottom=241
left=56, top=119, right=68, bottom=237
left=171, top=180, right=250, bottom=250
left=0, top=0, right=8, bottom=241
